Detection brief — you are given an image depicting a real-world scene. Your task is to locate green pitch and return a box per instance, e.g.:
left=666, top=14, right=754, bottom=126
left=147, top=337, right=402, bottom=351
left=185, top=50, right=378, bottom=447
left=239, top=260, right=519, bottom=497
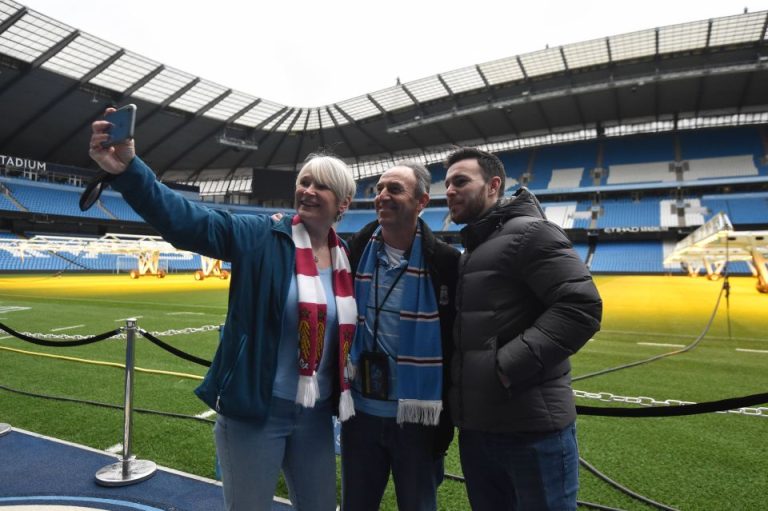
left=0, top=273, right=766, bottom=510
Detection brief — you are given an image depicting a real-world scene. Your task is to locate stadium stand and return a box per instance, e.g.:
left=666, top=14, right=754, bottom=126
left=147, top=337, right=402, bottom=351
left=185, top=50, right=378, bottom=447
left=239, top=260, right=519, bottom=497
left=336, top=210, right=376, bottom=234
left=590, top=241, right=675, bottom=274
left=2, top=124, right=766, bottom=276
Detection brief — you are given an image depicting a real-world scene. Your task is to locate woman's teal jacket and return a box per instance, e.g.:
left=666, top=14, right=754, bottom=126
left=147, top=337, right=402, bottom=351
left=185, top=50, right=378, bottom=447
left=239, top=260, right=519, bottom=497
left=111, top=157, right=296, bottom=421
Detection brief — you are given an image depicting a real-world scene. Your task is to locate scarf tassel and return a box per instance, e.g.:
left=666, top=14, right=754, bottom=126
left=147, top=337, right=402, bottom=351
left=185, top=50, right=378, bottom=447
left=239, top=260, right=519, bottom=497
left=396, top=399, right=442, bottom=426
left=296, top=373, right=319, bottom=408
left=338, top=389, right=355, bottom=421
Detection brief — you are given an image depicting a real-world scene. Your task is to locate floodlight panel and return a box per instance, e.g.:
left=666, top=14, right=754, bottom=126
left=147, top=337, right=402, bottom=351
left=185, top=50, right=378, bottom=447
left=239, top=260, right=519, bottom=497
left=478, top=57, right=525, bottom=86
left=205, top=90, right=257, bottom=121
left=131, top=67, right=197, bottom=104
left=440, top=66, right=486, bottom=94
left=41, top=33, right=118, bottom=80
left=169, top=79, right=228, bottom=113
left=405, top=75, right=448, bottom=103
left=562, top=38, right=610, bottom=70
left=0, top=10, right=71, bottom=63
left=608, top=29, right=656, bottom=62
left=710, top=11, right=767, bottom=46
left=519, top=48, right=566, bottom=78
left=369, top=87, right=414, bottom=111
left=89, top=52, right=160, bottom=92
left=658, top=20, right=709, bottom=53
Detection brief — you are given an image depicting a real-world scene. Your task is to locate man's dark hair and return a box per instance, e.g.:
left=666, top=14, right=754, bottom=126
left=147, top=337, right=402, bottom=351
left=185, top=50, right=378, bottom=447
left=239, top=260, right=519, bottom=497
left=445, top=147, right=506, bottom=193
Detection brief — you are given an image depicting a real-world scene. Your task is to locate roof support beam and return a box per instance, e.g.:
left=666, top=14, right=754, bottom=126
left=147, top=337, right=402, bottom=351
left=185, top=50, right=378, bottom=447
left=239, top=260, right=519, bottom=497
left=0, top=47, right=124, bottom=151
left=334, top=104, right=392, bottom=154
left=145, top=89, right=233, bottom=164
left=737, top=72, right=754, bottom=112
left=316, top=108, right=327, bottom=149
left=43, top=64, right=166, bottom=161
left=400, top=84, right=455, bottom=145
left=135, top=77, right=201, bottom=128
left=693, top=75, right=706, bottom=116
left=263, top=109, right=303, bottom=168
left=0, top=29, right=79, bottom=96
left=292, top=109, right=312, bottom=170
left=226, top=108, right=295, bottom=173
left=437, top=74, right=487, bottom=141
left=0, top=7, right=27, bottom=36
left=369, top=94, right=424, bottom=152
left=325, top=107, right=358, bottom=161
left=475, top=65, right=519, bottom=136
left=189, top=99, right=288, bottom=181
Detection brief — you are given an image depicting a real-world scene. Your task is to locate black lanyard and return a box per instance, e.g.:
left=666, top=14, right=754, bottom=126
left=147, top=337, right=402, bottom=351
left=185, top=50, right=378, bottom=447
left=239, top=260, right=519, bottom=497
left=371, top=256, right=407, bottom=353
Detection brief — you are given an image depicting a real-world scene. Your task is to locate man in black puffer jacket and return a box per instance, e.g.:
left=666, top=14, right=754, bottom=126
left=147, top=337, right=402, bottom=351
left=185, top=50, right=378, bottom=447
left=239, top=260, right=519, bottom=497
left=444, top=147, right=602, bottom=511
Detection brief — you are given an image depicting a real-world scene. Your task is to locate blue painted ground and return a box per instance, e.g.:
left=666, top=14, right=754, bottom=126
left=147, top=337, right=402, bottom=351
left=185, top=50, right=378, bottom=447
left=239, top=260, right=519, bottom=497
left=0, top=428, right=292, bottom=510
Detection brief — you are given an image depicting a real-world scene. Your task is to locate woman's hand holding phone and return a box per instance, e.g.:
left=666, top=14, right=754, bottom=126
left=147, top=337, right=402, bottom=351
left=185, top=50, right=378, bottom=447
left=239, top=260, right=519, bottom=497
left=89, top=106, right=137, bottom=175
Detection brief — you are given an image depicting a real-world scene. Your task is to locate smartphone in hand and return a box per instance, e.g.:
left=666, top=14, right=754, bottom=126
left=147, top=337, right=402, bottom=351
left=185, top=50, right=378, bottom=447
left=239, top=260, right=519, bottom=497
left=101, top=104, right=137, bottom=148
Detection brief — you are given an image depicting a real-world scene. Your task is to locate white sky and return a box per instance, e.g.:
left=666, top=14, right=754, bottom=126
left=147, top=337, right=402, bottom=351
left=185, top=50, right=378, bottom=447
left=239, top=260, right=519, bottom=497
left=19, top=0, right=767, bottom=107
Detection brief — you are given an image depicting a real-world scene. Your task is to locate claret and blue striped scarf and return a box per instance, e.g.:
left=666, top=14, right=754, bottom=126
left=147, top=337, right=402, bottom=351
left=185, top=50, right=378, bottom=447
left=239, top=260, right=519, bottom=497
left=292, top=215, right=356, bottom=421
left=351, top=221, right=443, bottom=425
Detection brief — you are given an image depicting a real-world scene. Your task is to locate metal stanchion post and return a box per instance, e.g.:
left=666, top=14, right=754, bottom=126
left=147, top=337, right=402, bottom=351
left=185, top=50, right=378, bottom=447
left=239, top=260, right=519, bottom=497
left=95, top=318, right=157, bottom=486
left=0, top=423, right=11, bottom=437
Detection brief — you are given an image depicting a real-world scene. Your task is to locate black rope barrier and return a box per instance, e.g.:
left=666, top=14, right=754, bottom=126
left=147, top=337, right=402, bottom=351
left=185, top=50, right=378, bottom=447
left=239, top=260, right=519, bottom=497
left=0, top=382, right=214, bottom=424
left=139, top=329, right=212, bottom=367
left=577, top=392, right=768, bottom=417
left=0, top=321, right=121, bottom=347
left=579, top=457, right=679, bottom=511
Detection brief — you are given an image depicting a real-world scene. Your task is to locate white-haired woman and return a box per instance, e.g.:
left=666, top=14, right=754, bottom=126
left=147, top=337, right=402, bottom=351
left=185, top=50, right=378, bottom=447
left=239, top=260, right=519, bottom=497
left=89, top=110, right=357, bottom=511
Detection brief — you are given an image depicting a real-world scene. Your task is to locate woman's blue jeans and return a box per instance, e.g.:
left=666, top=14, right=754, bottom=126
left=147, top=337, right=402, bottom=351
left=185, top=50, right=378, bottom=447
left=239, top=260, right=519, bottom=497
left=214, top=397, right=337, bottom=511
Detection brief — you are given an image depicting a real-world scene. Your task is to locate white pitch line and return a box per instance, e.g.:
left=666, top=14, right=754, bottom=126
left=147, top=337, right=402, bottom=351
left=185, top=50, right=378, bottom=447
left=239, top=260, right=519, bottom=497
left=195, top=409, right=217, bottom=419
left=0, top=336, right=10, bottom=340
left=51, top=324, right=85, bottom=332
left=736, top=348, right=768, bottom=354
left=638, top=342, right=685, bottom=348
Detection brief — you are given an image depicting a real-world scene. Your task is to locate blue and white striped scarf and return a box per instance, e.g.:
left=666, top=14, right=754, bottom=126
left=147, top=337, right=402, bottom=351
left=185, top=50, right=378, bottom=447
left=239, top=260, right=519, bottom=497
left=351, top=222, right=443, bottom=425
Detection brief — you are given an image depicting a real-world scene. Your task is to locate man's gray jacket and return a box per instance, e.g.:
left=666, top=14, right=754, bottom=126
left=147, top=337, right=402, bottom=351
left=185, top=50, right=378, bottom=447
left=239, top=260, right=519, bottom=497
left=449, top=188, right=602, bottom=432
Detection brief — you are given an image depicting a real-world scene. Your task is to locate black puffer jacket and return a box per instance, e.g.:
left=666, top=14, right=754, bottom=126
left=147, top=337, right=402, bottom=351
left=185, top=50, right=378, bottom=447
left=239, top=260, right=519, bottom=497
left=349, top=219, right=460, bottom=455
left=449, top=188, right=602, bottom=433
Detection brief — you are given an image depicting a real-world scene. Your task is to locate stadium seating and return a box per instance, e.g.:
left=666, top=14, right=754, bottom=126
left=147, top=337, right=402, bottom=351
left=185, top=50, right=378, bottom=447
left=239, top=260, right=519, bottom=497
left=336, top=210, right=376, bottom=234
left=590, top=241, right=676, bottom=273
left=3, top=180, right=113, bottom=220
left=701, top=192, right=768, bottom=225
left=596, top=198, right=661, bottom=228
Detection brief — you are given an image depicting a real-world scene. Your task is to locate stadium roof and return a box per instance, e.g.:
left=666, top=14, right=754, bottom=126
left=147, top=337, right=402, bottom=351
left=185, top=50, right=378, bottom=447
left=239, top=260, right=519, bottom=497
left=0, top=0, right=767, bottom=180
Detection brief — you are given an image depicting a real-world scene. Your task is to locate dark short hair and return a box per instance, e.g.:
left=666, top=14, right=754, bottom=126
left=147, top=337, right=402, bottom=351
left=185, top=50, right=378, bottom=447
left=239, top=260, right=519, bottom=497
left=393, top=160, right=431, bottom=196
left=445, top=147, right=506, bottom=192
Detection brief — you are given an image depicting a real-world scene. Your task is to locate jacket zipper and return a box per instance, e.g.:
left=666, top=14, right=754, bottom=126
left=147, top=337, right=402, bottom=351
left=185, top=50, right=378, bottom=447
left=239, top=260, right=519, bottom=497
left=456, top=252, right=471, bottom=424
left=215, top=334, right=248, bottom=412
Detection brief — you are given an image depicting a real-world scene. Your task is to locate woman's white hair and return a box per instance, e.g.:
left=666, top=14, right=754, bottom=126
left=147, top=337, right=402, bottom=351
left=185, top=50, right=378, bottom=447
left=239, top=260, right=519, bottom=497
left=296, top=154, right=356, bottom=218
